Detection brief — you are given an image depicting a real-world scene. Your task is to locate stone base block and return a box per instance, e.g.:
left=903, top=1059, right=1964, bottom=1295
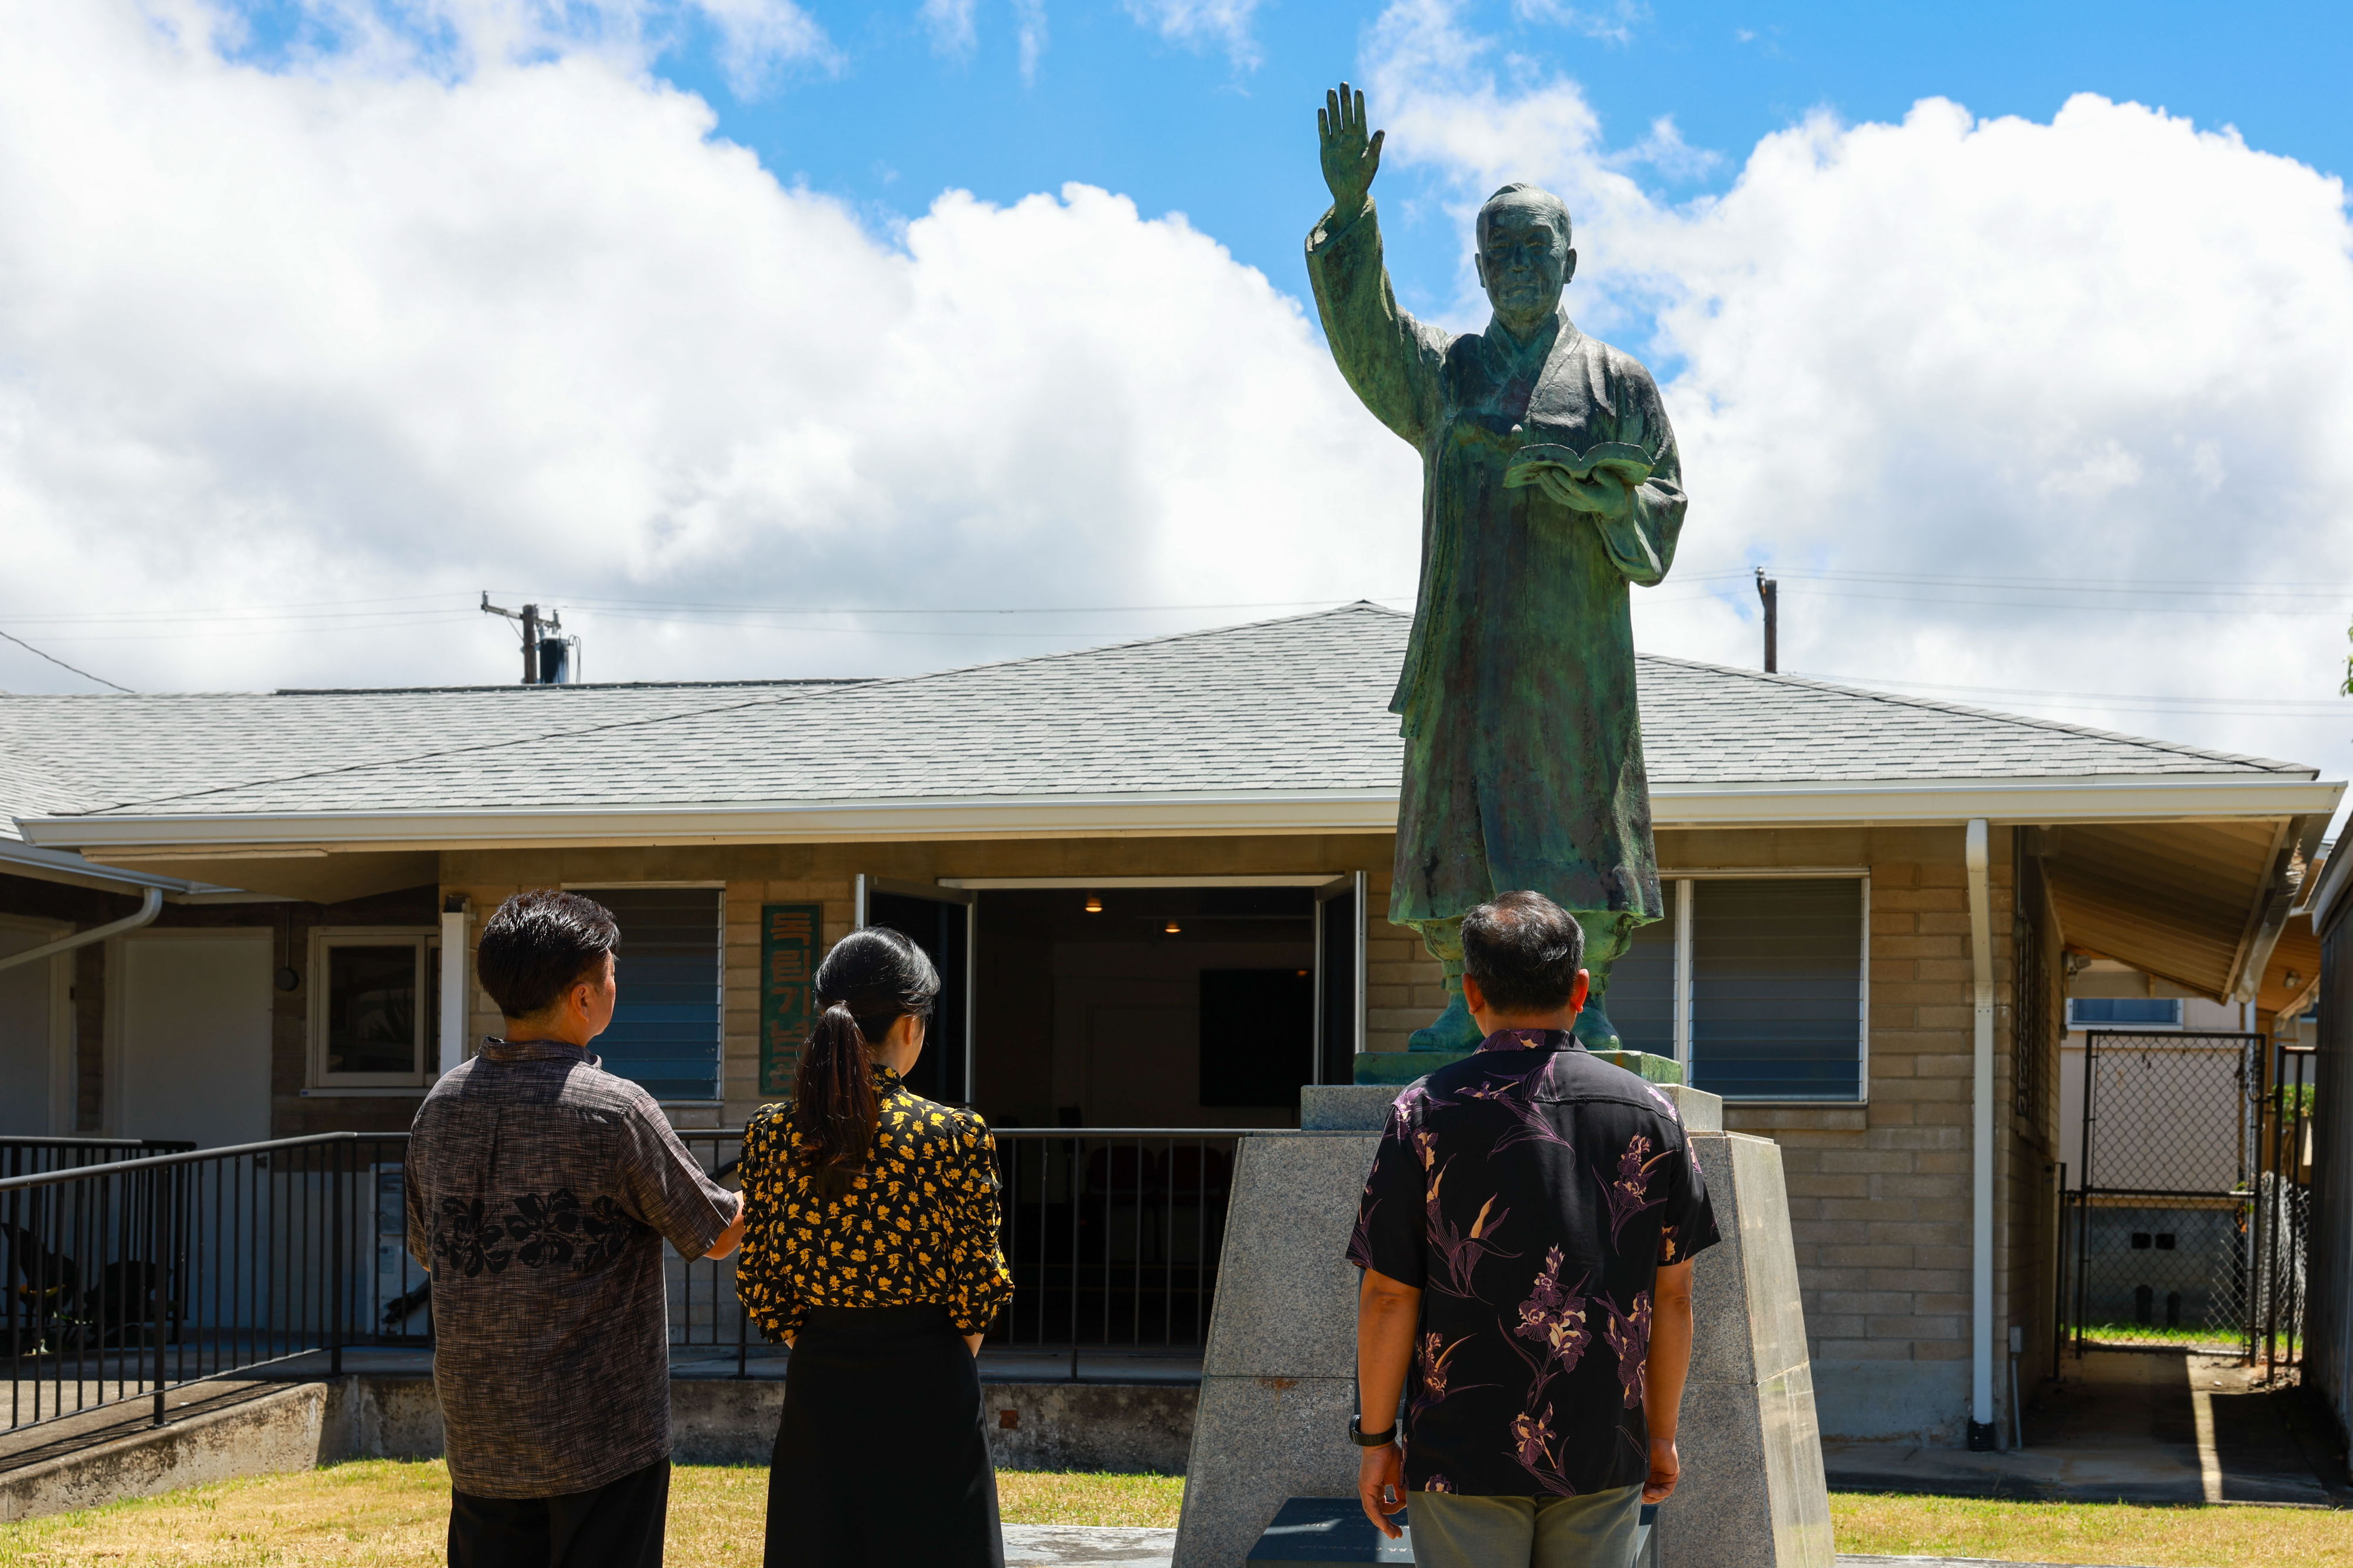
left=1181, top=1102, right=1815, bottom=1568
left=1654, top=1132, right=1832, bottom=1568
left=1351, top=1049, right=1466, bottom=1085
left=1301, top=1085, right=1401, bottom=1131
left=1589, top=1049, right=1684, bottom=1084
left=1177, top=1375, right=1361, bottom=1567
left=1172, top=1130, right=1381, bottom=1567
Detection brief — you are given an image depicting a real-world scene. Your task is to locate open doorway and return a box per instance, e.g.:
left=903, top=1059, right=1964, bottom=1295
left=968, top=883, right=1348, bottom=1129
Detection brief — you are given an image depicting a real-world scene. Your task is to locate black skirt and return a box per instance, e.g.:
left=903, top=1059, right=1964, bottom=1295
left=765, top=1304, right=1004, bottom=1568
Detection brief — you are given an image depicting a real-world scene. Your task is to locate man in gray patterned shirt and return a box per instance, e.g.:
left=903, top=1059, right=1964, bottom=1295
left=408, top=890, right=744, bottom=1568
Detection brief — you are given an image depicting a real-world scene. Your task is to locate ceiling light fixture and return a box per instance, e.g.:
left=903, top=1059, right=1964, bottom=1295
left=1084, top=895, right=1103, bottom=913
left=1164, top=920, right=1182, bottom=934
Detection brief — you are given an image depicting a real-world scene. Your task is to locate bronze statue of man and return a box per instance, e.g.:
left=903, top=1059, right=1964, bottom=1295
left=1308, top=82, right=1685, bottom=1059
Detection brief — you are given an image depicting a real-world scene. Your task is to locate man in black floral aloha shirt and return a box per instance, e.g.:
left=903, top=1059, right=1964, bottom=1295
left=1347, top=890, right=1719, bottom=1566
left=407, top=890, right=745, bottom=1568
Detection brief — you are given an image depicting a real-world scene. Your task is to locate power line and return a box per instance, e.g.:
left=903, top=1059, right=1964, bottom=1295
left=0, top=627, right=133, bottom=693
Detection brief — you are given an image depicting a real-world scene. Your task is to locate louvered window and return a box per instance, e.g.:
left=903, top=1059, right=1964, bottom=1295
left=1593, top=876, right=1865, bottom=1103
left=1688, top=879, right=1865, bottom=1101
left=577, top=886, right=724, bottom=1102
left=1605, top=882, right=1677, bottom=1059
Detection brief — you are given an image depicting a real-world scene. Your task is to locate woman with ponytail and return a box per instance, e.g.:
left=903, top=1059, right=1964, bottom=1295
left=734, top=927, right=1014, bottom=1567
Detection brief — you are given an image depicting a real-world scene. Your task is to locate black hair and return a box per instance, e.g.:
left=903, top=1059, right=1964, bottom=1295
left=476, top=889, right=619, bottom=1020
left=789, top=927, right=941, bottom=1184
left=1461, top=890, right=1587, bottom=1015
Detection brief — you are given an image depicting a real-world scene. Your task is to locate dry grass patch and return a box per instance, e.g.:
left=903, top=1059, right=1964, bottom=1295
left=0, top=1460, right=1180, bottom=1565
left=996, top=1469, right=1183, bottom=1527
left=1832, top=1490, right=2353, bottom=1567
left=14, top=1463, right=2353, bottom=1566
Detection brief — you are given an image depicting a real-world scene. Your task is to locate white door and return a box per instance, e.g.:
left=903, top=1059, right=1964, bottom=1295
left=0, top=920, right=65, bottom=1135
left=112, top=931, right=272, bottom=1147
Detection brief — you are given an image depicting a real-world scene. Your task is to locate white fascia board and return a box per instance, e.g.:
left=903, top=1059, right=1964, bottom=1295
left=1649, top=774, right=2342, bottom=826
left=17, top=773, right=2342, bottom=854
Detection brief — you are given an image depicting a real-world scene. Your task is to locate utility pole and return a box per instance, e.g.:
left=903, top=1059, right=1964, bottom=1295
left=481, top=593, right=564, bottom=684
left=1754, top=568, right=1779, bottom=673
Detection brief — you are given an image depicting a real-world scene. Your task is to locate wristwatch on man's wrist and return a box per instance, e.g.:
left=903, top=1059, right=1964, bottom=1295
left=1348, top=1416, right=1399, bottom=1447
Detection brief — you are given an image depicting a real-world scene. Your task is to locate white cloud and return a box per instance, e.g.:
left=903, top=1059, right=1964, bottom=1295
left=6, top=0, right=2351, bottom=816
left=1359, top=0, right=2353, bottom=794
left=1014, top=0, right=1048, bottom=84
left=1512, top=0, right=1644, bottom=46
left=693, top=0, right=839, bottom=96
left=1123, top=0, right=1265, bottom=68
left=919, top=0, right=979, bottom=58
left=0, top=1, right=1418, bottom=692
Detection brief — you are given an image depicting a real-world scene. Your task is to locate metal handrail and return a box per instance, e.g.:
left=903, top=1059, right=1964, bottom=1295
left=0, top=1136, right=194, bottom=1148
left=0, top=1132, right=374, bottom=1192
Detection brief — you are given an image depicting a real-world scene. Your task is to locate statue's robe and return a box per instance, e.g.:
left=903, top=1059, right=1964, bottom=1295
left=1307, top=198, right=1685, bottom=933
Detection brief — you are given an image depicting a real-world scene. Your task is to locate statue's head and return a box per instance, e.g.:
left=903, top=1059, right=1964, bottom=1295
left=1474, top=184, right=1576, bottom=331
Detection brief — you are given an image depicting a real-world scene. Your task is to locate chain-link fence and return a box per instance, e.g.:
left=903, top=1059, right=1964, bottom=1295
left=2064, top=1031, right=2259, bottom=1352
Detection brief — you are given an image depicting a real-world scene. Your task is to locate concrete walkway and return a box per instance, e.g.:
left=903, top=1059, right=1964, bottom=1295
left=1824, top=1351, right=2336, bottom=1506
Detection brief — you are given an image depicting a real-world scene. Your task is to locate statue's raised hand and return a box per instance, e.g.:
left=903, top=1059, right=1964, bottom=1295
left=1319, top=82, right=1384, bottom=219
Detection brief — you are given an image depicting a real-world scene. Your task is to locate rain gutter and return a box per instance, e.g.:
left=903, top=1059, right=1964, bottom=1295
left=0, top=885, right=163, bottom=974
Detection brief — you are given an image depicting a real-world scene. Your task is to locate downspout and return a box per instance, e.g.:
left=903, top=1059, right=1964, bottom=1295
left=439, top=895, right=470, bottom=1076
left=0, top=886, right=164, bottom=974
left=1967, top=819, right=1996, bottom=1449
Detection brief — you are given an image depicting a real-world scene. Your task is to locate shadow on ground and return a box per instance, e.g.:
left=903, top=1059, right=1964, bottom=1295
left=1823, top=1350, right=2341, bottom=1506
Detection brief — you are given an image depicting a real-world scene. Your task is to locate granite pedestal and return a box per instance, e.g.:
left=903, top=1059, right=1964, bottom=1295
left=1169, top=1128, right=1379, bottom=1568
left=1174, top=1067, right=1829, bottom=1566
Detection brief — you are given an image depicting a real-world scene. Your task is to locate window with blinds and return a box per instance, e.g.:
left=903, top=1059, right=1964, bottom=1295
left=1584, top=877, right=1865, bottom=1102
left=1689, top=879, right=1864, bottom=1101
left=1605, top=882, right=1677, bottom=1059
left=585, top=886, right=725, bottom=1102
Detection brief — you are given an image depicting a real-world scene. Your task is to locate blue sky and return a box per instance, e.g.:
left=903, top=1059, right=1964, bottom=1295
left=229, top=0, right=2353, bottom=341
left=2, top=0, right=2351, bottom=806
left=613, top=0, right=2353, bottom=329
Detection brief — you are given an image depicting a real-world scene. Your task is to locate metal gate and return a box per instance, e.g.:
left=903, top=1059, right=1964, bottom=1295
left=2064, top=1030, right=2261, bottom=1353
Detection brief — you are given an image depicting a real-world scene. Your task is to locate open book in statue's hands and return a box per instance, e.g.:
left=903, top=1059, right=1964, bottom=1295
left=1502, top=441, right=1654, bottom=488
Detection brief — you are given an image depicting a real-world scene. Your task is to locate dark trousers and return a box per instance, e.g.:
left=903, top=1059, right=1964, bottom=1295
left=766, top=1303, right=1003, bottom=1567
left=449, top=1457, right=670, bottom=1568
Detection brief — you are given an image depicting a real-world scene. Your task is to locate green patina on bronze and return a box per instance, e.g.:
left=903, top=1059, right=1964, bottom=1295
left=1308, top=84, right=1686, bottom=1077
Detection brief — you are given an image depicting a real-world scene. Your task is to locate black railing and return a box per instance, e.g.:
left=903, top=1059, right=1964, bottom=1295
left=3, top=1126, right=1245, bottom=1433
left=0, top=1137, right=196, bottom=1180
left=682, top=1128, right=1247, bottom=1375
left=988, top=1130, right=1244, bottom=1373
left=2, top=1132, right=416, bottom=1434
left=673, top=1130, right=751, bottom=1373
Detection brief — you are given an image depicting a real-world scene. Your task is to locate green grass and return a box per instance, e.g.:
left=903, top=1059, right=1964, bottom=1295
left=0, top=1460, right=1184, bottom=1566
left=1832, top=1491, right=2353, bottom=1567
left=9, top=1463, right=2353, bottom=1566
left=2078, top=1321, right=2269, bottom=1352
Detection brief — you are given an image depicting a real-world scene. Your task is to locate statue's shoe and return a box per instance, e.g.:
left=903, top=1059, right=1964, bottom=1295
left=1407, top=995, right=1483, bottom=1053
left=1571, top=1003, right=1623, bottom=1053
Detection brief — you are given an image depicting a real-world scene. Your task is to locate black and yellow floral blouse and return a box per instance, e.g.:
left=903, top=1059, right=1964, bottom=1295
left=734, top=1065, right=1014, bottom=1339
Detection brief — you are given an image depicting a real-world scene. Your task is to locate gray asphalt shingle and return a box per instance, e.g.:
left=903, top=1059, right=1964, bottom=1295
left=0, top=605, right=2311, bottom=827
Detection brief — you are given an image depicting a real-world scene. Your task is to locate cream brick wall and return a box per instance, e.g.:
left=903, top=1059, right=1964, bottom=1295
left=1656, top=825, right=2018, bottom=1440
left=440, top=823, right=2042, bottom=1439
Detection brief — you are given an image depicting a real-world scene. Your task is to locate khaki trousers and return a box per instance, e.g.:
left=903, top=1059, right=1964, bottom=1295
left=1407, top=1485, right=1642, bottom=1568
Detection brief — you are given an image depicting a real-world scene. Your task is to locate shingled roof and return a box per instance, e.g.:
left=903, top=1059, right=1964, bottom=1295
left=0, top=603, right=2319, bottom=835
